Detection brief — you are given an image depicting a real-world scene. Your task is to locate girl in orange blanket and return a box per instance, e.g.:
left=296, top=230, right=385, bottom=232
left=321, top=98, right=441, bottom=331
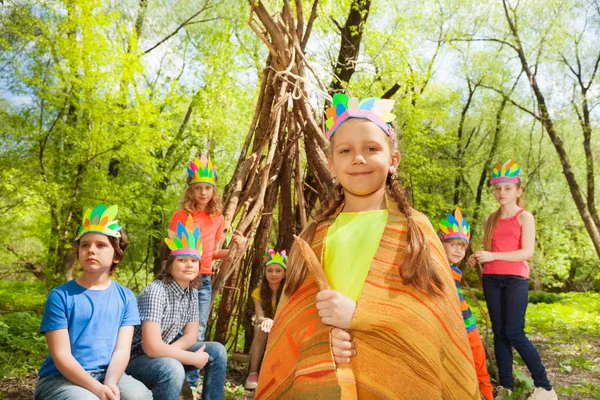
left=256, top=94, right=479, bottom=399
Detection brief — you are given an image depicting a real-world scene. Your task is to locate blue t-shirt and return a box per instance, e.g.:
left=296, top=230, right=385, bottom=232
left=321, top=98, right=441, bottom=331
left=38, top=280, right=140, bottom=377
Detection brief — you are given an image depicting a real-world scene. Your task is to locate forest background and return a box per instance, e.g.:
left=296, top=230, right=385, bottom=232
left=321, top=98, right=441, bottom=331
left=0, top=0, right=599, bottom=398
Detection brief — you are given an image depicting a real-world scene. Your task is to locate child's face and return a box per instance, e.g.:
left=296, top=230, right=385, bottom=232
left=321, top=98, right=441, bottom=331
left=329, top=119, right=400, bottom=197
left=442, top=240, right=467, bottom=264
left=78, top=233, right=117, bottom=273
left=265, top=265, right=286, bottom=286
left=169, top=256, right=200, bottom=286
left=494, top=182, right=522, bottom=206
left=192, top=183, right=214, bottom=208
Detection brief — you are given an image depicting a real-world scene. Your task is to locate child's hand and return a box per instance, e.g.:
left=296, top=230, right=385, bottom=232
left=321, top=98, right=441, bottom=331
left=316, top=290, right=357, bottom=329
left=331, top=327, right=356, bottom=364
left=193, top=344, right=210, bottom=368
left=92, top=383, right=118, bottom=400
left=471, top=251, right=495, bottom=264
left=468, top=254, right=478, bottom=266
left=260, top=318, right=274, bottom=333
left=106, top=383, right=120, bottom=400
left=231, top=230, right=246, bottom=247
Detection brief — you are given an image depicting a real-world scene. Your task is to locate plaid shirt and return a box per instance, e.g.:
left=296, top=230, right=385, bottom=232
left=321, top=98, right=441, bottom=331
left=130, top=279, right=199, bottom=359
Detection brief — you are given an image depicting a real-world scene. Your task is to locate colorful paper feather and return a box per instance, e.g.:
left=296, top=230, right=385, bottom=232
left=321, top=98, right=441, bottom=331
left=264, top=249, right=288, bottom=269
left=75, top=204, right=122, bottom=240
left=187, top=152, right=218, bottom=186
left=325, top=93, right=396, bottom=140
left=439, top=207, right=470, bottom=244
left=490, top=159, right=521, bottom=184
left=165, top=214, right=203, bottom=260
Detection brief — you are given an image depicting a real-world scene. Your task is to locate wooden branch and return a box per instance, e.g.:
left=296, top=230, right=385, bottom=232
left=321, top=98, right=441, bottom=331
left=330, top=0, right=372, bottom=92
left=301, top=0, right=319, bottom=51
left=142, top=3, right=214, bottom=55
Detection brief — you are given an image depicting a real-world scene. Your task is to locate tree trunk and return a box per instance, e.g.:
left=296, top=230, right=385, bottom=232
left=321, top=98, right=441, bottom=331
left=502, top=0, right=600, bottom=259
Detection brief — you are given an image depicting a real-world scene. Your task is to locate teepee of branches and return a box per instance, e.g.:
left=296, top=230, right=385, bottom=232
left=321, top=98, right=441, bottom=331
left=208, top=0, right=373, bottom=348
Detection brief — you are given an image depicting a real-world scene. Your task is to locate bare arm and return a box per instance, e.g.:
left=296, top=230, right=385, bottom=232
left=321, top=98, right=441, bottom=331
left=213, top=249, right=229, bottom=260
left=141, top=321, right=205, bottom=367
left=46, top=329, right=114, bottom=399
left=169, top=321, right=200, bottom=350
left=491, top=211, right=535, bottom=262
left=103, top=326, right=134, bottom=387
left=214, top=231, right=245, bottom=260
left=253, top=297, right=266, bottom=323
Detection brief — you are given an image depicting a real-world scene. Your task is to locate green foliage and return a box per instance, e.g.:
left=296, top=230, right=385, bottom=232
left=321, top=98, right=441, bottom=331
left=224, top=381, right=246, bottom=399
left=557, top=382, right=600, bottom=399
left=0, top=281, right=47, bottom=314
left=527, top=291, right=562, bottom=304
left=0, top=312, right=46, bottom=378
left=512, top=369, right=535, bottom=399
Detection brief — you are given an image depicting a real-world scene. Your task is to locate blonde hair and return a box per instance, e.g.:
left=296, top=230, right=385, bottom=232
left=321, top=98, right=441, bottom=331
left=285, top=129, right=445, bottom=297
left=483, top=180, right=525, bottom=251
left=179, top=181, right=223, bottom=216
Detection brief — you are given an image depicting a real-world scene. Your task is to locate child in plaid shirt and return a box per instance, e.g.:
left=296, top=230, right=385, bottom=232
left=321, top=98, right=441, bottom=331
left=126, top=216, right=227, bottom=400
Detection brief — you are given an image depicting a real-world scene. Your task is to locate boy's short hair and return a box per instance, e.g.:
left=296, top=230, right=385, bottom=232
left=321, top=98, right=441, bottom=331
left=437, top=231, right=468, bottom=248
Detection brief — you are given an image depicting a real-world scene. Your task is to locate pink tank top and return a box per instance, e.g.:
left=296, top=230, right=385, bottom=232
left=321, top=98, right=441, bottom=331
left=482, top=208, right=530, bottom=278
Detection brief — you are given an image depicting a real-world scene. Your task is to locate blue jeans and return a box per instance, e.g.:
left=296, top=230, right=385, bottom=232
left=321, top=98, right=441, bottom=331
left=186, top=274, right=213, bottom=386
left=483, top=274, right=551, bottom=390
left=34, top=370, right=152, bottom=400
left=126, top=341, right=227, bottom=400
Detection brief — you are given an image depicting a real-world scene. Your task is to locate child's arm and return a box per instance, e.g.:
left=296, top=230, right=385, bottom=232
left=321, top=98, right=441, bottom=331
left=253, top=297, right=273, bottom=333
left=46, top=329, right=117, bottom=400
left=103, top=325, right=135, bottom=397
left=141, top=321, right=208, bottom=368
left=169, top=321, right=200, bottom=349
left=213, top=230, right=246, bottom=260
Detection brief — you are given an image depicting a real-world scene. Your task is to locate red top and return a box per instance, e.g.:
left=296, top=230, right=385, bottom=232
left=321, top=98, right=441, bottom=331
left=170, top=210, right=225, bottom=275
left=482, top=208, right=530, bottom=278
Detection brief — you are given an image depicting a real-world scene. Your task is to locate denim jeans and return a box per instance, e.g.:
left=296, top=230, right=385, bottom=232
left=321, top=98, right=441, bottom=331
left=34, top=370, right=152, bottom=400
left=186, top=273, right=213, bottom=386
left=126, top=340, right=227, bottom=400
left=482, top=274, right=552, bottom=390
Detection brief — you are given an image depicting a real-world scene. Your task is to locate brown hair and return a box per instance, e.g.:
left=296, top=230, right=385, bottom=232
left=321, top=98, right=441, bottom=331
left=285, top=128, right=445, bottom=297
left=259, top=268, right=286, bottom=319
left=75, top=230, right=129, bottom=276
left=483, top=180, right=525, bottom=251
left=179, top=181, right=223, bottom=216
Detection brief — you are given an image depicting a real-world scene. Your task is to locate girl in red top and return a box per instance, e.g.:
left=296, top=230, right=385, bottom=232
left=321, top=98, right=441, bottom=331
left=469, top=160, right=556, bottom=400
left=169, top=152, right=244, bottom=390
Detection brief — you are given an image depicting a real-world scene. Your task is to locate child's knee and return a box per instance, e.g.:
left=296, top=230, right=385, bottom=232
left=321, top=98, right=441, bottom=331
left=212, top=342, right=227, bottom=362
left=159, top=358, right=186, bottom=385
left=118, top=374, right=153, bottom=400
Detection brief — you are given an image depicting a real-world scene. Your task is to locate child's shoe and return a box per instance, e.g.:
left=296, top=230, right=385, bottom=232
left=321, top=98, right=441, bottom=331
left=245, top=372, right=259, bottom=390
left=190, top=385, right=199, bottom=400
left=494, top=386, right=513, bottom=400
left=527, top=387, right=558, bottom=400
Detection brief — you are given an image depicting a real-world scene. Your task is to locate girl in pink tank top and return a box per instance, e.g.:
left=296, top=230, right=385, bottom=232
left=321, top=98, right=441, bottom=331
left=468, top=160, right=556, bottom=400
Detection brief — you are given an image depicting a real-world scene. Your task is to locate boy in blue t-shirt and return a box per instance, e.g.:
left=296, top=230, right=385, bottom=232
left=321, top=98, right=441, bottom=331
left=34, top=204, right=152, bottom=400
